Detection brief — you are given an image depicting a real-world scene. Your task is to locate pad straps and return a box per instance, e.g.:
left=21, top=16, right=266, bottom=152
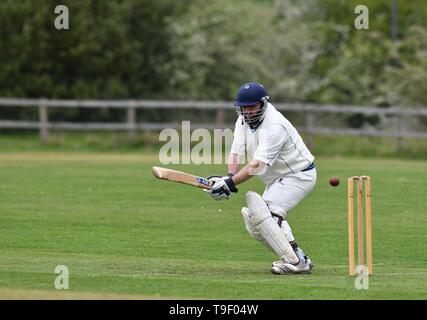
left=271, top=213, right=283, bottom=227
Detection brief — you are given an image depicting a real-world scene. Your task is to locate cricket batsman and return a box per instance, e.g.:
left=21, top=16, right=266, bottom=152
left=207, top=82, right=317, bottom=274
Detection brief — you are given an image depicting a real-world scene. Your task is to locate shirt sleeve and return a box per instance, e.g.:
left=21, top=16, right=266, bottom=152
left=229, top=116, right=246, bottom=156
left=253, top=124, right=287, bottom=166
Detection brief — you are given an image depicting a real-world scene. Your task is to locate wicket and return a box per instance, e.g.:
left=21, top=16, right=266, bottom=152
left=347, top=176, right=372, bottom=276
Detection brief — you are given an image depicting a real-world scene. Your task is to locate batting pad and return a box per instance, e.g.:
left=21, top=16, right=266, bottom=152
left=241, top=207, right=263, bottom=241
left=246, top=191, right=299, bottom=264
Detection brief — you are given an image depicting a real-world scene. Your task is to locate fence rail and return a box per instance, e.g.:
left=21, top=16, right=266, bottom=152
left=1, top=98, right=427, bottom=148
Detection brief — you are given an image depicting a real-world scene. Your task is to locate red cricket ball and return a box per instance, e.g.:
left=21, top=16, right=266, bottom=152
left=329, top=176, right=340, bottom=187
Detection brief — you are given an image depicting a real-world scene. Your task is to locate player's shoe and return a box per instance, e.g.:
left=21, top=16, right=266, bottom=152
left=271, top=257, right=311, bottom=275
left=272, top=248, right=314, bottom=270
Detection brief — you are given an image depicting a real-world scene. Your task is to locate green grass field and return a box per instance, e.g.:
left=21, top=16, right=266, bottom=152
left=0, top=152, right=426, bottom=299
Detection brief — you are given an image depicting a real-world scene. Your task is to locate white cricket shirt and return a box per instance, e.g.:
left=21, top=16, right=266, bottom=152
left=230, top=103, right=315, bottom=185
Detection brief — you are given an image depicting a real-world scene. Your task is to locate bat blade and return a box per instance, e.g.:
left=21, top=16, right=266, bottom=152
left=152, top=166, right=212, bottom=189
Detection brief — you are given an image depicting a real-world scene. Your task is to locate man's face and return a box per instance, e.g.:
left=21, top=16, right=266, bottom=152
left=241, top=103, right=262, bottom=121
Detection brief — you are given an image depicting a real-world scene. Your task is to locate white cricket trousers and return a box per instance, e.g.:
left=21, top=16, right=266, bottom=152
left=262, top=168, right=317, bottom=242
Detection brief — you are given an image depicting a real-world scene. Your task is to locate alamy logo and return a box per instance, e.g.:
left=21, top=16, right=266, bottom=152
left=158, top=121, right=236, bottom=165
left=354, top=265, right=369, bottom=290
left=158, top=121, right=274, bottom=170
left=54, top=5, right=69, bottom=30
left=354, top=5, right=369, bottom=30
left=54, top=265, right=69, bottom=290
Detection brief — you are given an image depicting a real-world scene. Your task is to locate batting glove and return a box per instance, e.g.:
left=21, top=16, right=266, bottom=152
left=205, top=176, right=228, bottom=200
left=207, top=175, right=238, bottom=201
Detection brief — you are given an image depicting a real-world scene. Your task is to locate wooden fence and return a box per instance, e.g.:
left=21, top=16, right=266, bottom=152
left=1, top=98, right=427, bottom=149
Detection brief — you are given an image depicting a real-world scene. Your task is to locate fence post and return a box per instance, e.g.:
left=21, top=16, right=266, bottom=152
left=305, top=112, right=315, bottom=150
left=216, top=109, right=225, bottom=125
left=39, top=100, right=49, bottom=143
left=394, top=110, right=404, bottom=151
left=127, top=104, right=137, bottom=139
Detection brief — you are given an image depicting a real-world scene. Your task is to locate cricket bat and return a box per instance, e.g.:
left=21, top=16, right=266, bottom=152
left=152, top=166, right=212, bottom=190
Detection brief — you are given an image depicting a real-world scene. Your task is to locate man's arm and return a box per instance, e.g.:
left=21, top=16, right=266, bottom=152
left=232, top=124, right=287, bottom=186
left=207, top=158, right=266, bottom=200
left=232, top=124, right=288, bottom=184
left=227, top=153, right=241, bottom=175
left=227, top=117, right=245, bottom=175
left=232, top=159, right=266, bottom=185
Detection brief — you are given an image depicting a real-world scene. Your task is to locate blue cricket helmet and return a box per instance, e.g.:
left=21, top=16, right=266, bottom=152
left=234, top=82, right=269, bottom=128
left=234, top=82, right=269, bottom=106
